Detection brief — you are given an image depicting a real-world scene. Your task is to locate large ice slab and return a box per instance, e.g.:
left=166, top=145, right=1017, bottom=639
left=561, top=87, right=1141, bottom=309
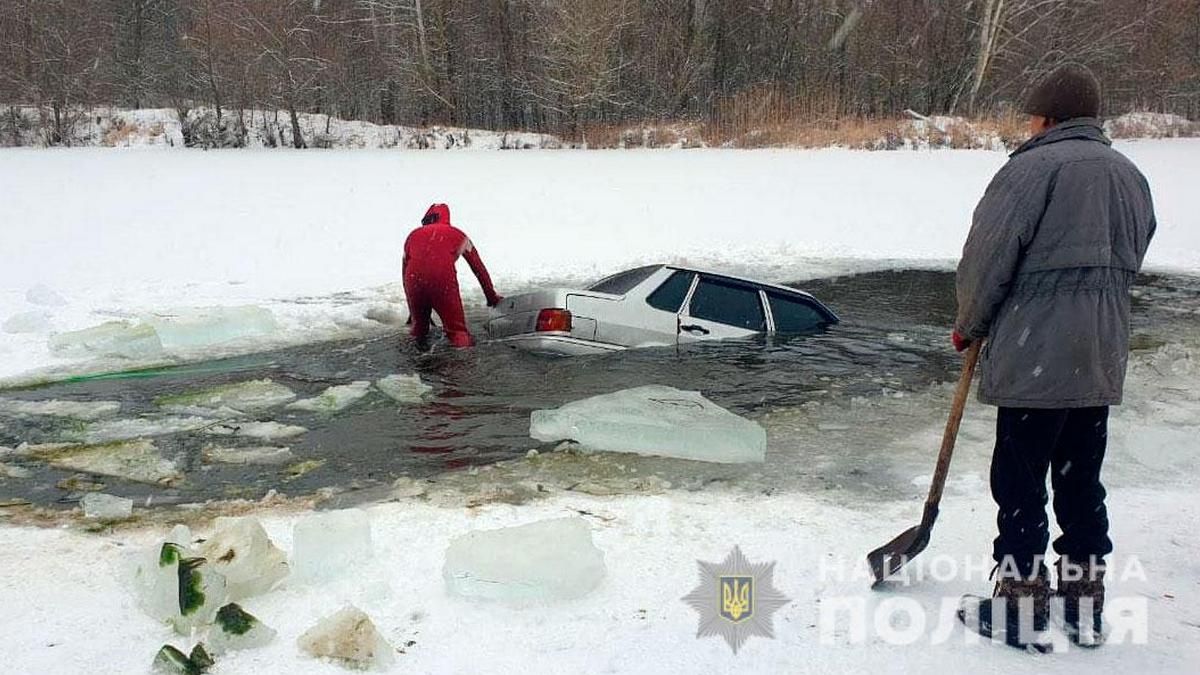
left=143, top=305, right=279, bottom=350
left=0, top=397, right=121, bottom=421
left=48, top=321, right=165, bottom=360
left=443, top=516, right=606, bottom=602
left=196, top=517, right=289, bottom=600
left=375, top=374, right=432, bottom=403
left=291, top=509, right=373, bottom=582
left=81, top=492, right=133, bottom=519
left=18, top=439, right=182, bottom=484
left=156, top=379, right=296, bottom=415
left=529, top=385, right=766, bottom=463
left=63, top=415, right=213, bottom=444
left=287, top=381, right=372, bottom=413
left=297, top=606, right=393, bottom=671
left=202, top=445, right=294, bottom=465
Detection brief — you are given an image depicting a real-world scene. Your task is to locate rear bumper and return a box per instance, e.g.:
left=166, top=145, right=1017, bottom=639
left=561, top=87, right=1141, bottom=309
left=491, top=333, right=625, bottom=356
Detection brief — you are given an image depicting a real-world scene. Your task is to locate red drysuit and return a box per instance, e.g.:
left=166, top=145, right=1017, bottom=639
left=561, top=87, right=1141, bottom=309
left=403, top=203, right=501, bottom=347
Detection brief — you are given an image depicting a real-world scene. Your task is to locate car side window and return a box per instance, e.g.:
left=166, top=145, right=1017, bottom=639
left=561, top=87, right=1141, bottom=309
left=645, top=271, right=695, bottom=313
left=688, top=278, right=765, bottom=330
left=587, top=265, right=660, bottom=295
left=767, top=291, right=829, bottom=333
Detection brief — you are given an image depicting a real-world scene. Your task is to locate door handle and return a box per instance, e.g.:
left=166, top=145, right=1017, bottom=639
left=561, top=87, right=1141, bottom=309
left=679, top=324, right=710, bottom=335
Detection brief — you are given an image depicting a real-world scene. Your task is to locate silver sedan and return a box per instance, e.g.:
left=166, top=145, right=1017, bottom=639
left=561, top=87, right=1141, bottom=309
left=485, top=264, right=839, bottom=355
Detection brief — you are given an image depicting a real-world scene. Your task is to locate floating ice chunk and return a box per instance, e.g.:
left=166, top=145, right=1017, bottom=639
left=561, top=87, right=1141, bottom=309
left=81, top=492, right=133, bottom=519
left=143, top=305, right=279, bottom=349
left=63, top=415, right=213, bottom=444
left=529, top=385, right=766, bottom=464
left=19, top=439, right=182, bottom=484
left=48, top=321, right=165, bottom=360
left=443, top=516, right=606, bottom=602
left=203, top=420, right=307, bottom=441
left=197, top=517, right=289, bottom=601
left=364, top=304, right=404, bottom=326
left=202, top=445, right=294, bottom=465
left=208, top=603, right=276, bottom=655
left=3, top=311, right=50, bottom=334
left=287, top=381, right=372, bottom=413
left=26, top=283, right=67, bottom=307
left=0, top=397, right=121, bottom=421
left=297, top=605, right=393, bottom=671
left=291, top=509, right=373, bottom=582
left=157, top=379, right=296, bottom=415
left=375, top=374, right=432, bottom=403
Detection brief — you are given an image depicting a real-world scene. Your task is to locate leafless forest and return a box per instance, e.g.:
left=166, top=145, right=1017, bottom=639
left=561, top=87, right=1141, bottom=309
left=1, top=0, right=1198, bottom=147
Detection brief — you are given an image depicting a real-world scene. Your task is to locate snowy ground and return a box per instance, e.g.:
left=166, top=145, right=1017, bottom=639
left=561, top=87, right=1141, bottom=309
left=1, top=143, right=1199, bottom=673
left=2, top=141, right=1198, bottom=385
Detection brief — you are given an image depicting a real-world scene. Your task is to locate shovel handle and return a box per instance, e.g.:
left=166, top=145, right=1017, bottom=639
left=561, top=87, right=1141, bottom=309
left=924, top=341, right=982, bottom=510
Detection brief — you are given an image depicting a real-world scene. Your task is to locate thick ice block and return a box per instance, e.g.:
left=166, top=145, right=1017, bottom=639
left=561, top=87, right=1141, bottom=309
left=64, top=415, right=212, bottom=444
left=291, top=509, right=373, bottom=582
left=197, top=517, right=289, bottom=600
left=0, top=398, right=121, bottom=421
left=143, top=305, right=279, bottom=349
left=529, top=385, right=766, bottom=463
left=297, top=606, right=393, bottom=670
left=203, top=420, right=307, bottom=441
left=443, top=516, right=606, bottom=602
left=208, top=603, right=276, bottom=654
left=48, top=321, right=165, bottom=360
left=202, top=445, right=294, bottom=465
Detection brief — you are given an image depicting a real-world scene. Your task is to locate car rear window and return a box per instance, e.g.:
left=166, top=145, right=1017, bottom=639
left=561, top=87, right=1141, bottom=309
left=645, top=271, right=695, bottom=313
left=688, top=278, right=765, bottom=330
left=587, top=265, right=661, bottom=295
left=767, top=291, right=829, bottom=332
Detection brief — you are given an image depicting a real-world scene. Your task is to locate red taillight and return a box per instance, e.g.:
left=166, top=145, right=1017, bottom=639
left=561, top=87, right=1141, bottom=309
left=535, top=308, right=572, bottom=332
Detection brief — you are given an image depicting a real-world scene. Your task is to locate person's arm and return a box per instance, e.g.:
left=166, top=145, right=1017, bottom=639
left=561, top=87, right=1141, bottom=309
left=460, top=237, right=501, bottom=306
left=954, top=160, right=1052, bottom=341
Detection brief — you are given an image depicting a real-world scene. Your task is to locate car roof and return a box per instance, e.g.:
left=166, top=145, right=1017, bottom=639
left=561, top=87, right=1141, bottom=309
left=661, top=264, right=822, bottom=301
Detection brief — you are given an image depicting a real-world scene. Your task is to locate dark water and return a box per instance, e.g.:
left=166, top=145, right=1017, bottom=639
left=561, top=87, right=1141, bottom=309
left=1, top=270, right=1195, bottom=509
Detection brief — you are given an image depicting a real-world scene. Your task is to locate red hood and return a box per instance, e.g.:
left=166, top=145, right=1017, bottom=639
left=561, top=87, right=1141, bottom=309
left=422, top=203, right=451, bottom=226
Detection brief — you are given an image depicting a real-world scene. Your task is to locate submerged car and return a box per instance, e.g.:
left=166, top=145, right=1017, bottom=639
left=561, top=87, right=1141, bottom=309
left=485, top=264, right=839, bottom=355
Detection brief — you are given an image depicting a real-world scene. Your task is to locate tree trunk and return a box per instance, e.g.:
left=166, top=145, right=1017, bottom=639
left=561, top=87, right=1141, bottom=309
left=288, top=104, right=306, bottom=148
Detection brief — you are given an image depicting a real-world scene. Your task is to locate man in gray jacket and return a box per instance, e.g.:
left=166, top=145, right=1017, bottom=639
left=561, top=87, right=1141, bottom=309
left=953, top=64, right=1156, bottom=650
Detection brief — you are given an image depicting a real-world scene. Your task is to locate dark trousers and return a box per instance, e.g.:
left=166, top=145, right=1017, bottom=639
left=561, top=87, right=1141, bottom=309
left=991, top=407, right=1113, bottom=577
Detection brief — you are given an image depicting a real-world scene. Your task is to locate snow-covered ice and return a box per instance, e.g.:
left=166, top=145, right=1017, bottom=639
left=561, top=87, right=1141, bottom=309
left=443, top=516, right=606, bottom=603
left=375, top=374, right=432, bottom=403
left=196, top=518, right=289, bottom=601
left=2, top=310, right=50, bottom=334
left=291, top=509, right=373, bottom=583
left=296, top=605, right=393, bottom=671
left=531, top=385, right=767, bottom=463
left=80, top=492, right=133, bottom=519
left=287, top=381, right=372, bottom=413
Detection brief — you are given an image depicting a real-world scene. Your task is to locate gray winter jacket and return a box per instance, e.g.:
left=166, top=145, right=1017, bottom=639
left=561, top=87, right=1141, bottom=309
left=955, top=118, right=1156, bottom=408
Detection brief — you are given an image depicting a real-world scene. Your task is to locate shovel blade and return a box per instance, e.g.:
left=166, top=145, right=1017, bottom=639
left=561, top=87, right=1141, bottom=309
left=866, top=523, right=932, bottom=586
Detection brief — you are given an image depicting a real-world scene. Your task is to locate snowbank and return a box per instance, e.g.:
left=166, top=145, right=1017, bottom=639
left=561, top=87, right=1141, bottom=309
left=1, top=143, right=1198, bottom=384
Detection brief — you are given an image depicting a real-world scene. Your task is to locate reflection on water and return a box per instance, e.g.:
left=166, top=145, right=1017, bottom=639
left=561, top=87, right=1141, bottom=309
left=1, top=270, right=1196, bottom=509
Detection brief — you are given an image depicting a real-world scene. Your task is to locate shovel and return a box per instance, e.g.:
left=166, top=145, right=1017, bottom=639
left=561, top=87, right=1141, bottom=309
left=867, top=340, right=982, bottom=586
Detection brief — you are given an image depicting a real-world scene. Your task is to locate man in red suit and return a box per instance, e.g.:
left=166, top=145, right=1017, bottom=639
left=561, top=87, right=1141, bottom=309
left=403, top=203, right=502, bottom=348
